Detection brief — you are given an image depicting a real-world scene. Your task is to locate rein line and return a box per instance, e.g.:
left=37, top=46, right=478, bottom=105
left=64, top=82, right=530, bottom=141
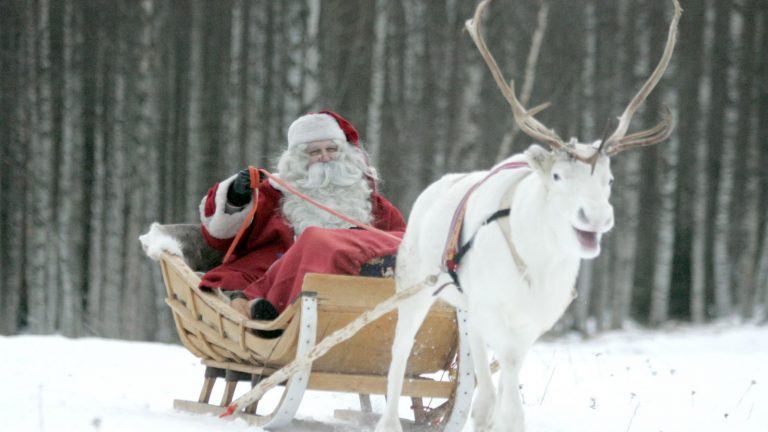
left=222, top=166, right=400, bottom=264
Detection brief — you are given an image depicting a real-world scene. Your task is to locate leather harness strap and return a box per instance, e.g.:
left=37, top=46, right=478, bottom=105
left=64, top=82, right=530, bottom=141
left=497, top=180, right=531, bottom=286
left=442, top=162, right=530, bottom=292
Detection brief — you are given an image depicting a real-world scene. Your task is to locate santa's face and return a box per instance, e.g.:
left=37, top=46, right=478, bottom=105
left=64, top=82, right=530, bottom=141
left=306, top=140, right=340, bottom=166
left=275, top=139, right=376, bottom=235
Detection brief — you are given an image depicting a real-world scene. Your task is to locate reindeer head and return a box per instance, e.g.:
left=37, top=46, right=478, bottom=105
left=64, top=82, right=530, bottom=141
left=467, top=0, right=681, bottom=258
left=526, top=142, right=614, bottom=258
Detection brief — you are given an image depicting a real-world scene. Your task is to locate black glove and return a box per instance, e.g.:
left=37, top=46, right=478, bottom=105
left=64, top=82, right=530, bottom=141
left=227, top=169, right=254, bottom=207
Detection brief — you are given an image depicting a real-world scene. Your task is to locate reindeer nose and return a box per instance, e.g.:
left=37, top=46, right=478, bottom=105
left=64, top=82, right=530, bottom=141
left=578, top=205, right=614, bottom=230
left=578, top=208, right=589, bottom=224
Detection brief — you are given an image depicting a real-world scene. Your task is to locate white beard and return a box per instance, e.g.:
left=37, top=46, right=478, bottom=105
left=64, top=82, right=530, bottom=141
left=280, top=161, right=374, bottom=236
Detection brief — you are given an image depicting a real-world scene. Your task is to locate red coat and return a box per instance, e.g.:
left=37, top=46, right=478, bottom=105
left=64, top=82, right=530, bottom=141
left=199, top=175, right=405, bottom=312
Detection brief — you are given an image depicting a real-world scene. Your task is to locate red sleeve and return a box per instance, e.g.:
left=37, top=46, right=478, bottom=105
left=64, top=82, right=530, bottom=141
left=371, top=193, right=406, bottom=232
left=200, top=180, right=286, bottom=252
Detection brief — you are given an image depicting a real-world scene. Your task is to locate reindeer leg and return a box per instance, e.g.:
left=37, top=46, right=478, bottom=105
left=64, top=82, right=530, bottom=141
left=375, top=293, right=432, bottom=432
left=469, top=330, right=495, bottom=431
left=491, top=342, right=528, bottom=432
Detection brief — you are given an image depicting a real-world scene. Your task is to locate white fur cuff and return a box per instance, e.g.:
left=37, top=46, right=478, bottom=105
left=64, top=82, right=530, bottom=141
left=200, top=174, right=254, bottom=240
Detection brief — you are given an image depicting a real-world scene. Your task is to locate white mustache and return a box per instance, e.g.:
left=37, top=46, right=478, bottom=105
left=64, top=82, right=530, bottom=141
left=296, top=160, right=363, bottom=189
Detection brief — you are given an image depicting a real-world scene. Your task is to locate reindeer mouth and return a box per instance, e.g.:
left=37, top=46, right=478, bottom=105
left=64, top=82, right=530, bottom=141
left=574, top=227, right=599, bottom=251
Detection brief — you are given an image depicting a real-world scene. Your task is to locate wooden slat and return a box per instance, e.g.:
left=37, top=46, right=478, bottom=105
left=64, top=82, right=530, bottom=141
left=200, top=359, right=453, bottom=399
left=307, top=372, right=453, bottom=398
left=302, top=273, right=455, bottom=317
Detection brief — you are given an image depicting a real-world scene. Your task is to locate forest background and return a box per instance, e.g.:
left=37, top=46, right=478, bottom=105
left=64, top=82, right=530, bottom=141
left=1, top=0, right=766, bottom=342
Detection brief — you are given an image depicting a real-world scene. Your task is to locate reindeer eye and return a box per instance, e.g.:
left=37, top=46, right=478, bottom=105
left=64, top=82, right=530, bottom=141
left=553, top=173, right=561, bottom=181
left=609, top=178, right=614, bottom=187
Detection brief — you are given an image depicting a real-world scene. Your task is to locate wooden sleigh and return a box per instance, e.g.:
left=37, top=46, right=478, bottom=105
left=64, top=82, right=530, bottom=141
left=152, top=225, right=474, bottom=430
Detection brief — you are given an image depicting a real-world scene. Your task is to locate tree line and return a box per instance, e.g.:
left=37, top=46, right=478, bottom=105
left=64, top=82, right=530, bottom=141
left=1, top=0, right=766, bottom=341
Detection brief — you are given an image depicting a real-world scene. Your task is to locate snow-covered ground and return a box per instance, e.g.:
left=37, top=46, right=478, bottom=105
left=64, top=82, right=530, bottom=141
left=2, top=324, right=766, bottom=431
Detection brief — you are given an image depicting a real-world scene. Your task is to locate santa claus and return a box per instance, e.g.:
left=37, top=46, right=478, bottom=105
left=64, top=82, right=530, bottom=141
left=198, top=111, right=405, bottom=329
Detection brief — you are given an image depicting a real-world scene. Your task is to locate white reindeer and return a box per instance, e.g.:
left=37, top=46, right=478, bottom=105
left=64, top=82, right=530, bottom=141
left=375, top=0, right=681, bottom=431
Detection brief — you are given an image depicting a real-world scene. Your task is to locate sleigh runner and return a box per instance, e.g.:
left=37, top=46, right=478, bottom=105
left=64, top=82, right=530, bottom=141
left=154, top=234, right=474, bottom=430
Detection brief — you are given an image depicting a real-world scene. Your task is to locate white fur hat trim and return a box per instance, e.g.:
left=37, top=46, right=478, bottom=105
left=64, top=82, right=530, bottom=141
left=287, top=113, right=345, bottom=148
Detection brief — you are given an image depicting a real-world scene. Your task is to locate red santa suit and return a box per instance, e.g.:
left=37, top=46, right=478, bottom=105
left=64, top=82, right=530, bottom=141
left=198, top=111, right=405, bottom=313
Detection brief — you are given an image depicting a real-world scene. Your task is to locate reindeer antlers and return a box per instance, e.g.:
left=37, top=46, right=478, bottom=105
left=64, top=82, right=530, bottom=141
left=605, top=0, right=681, bottom=154
left=466, top=0, right=682, bottom=160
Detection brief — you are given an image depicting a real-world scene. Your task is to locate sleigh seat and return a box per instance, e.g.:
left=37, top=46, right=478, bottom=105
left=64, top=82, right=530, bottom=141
left=146, top=224, right=474, bottom=430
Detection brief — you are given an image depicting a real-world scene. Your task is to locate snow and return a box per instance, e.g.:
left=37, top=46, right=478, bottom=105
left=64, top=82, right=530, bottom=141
left=2, top=324, right=766, bottom=432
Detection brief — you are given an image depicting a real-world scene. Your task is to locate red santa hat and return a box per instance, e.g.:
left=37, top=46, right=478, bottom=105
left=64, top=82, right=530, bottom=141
left=287, top=110, right=360, bottom=149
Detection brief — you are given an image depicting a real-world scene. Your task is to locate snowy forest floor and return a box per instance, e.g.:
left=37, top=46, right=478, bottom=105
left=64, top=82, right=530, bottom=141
left=2, top=323, right=766, bottom=432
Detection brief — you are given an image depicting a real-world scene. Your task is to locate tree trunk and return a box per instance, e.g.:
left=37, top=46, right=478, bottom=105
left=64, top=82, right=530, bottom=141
left=689, top=103, right=708, bottom=323
left=575, top=261, right=594, bottom=335
left=87, top=0, right=109, bottom=337
left=610, top=0, right=640, bottom=329
left=59, top=0, right=86, bottom=336
left=169, top=0, right=192, bottom=222
left=259, top=0, right=276, bottom=168
left=668, top=0, right=705, bottom=321
left=223, top=0, right=245, bottom=176
left=186, top=0, right=205, bottom=205
left=705, top=0, right=732, bottom=318
left=732, top=0, right=759, bottom=319
left=365, top=0, right=388, bottom=164
left=0, top=0, right=24, bottom=335
left=23, top=0, right=57, bottom=333
left=648, top=0, right=678, bottom=327
left=200, top=0, right=231, bottom=186
left=377, top=0, right=411, bottom=209
left=713, top=0, right=739, bottom=318
left=756, top=4, right=768, bottom=320
left=76, top=1, right=101, bottom=333
left=125, top=0, right=162, bottom=340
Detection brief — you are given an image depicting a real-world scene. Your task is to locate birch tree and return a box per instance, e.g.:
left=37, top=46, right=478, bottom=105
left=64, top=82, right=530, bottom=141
left=705, top=0, right=732, bottom=318
left=732, top=0, right=760, bottom=318
left=610, top=0, right=641, bottom=328
left=223, top=0, right=246, bottom=175
left=377, top=0, right=412, bottom=207
left=571, top=1, right=595, bottom=332
left=365, top=0, right=388, bottom=164
left=713, top=9, right=738, bottom=317
left=674, top=0, right=705, bottom=322
left=1, top=2, right=31, bottom=334
left=186, top=0, right=206, bottom=206
left=299, top=0, right=321, bottom=111
left=20, top=0, right=57, bottom=333
left=757, top=5, right=768, bottom=320
left=58, top=0, right=85, bottom=336
left=647, top=0, right=678, bottom=326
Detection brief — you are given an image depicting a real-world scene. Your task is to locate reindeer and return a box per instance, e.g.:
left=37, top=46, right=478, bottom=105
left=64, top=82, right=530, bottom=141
left=375, top=0, right=681, bottom=431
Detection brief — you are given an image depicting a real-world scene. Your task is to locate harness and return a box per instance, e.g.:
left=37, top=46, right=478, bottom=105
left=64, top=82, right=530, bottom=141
left=441, top=161, right=530, bottom=293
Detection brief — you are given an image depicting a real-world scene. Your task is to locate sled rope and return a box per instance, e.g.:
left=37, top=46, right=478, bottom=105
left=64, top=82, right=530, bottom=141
left=258, top=168, right=401, bottom=241
left=219, top=273, right=439, bottom=418
left=223, top=166, right=261, bottom=264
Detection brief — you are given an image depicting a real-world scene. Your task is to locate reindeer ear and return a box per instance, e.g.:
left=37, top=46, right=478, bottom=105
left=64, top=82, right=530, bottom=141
left=525, top=144, right=554, bottom=176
